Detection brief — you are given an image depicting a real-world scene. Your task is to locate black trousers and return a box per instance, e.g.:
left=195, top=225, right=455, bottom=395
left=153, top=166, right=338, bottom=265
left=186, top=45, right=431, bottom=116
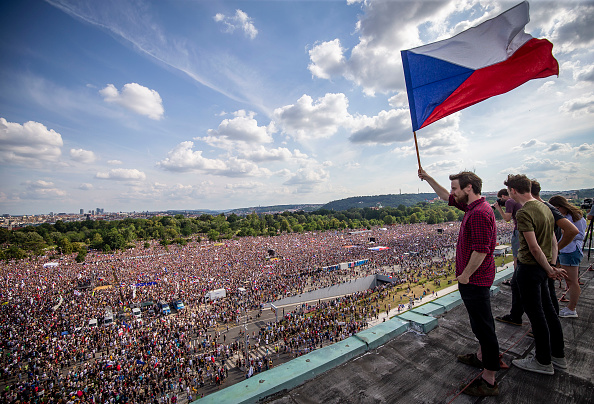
left=459, top=283, right=500, bottom=371
left=510, top=266, right=559, bottom=320
left=516, top=262, right=565, bottom=365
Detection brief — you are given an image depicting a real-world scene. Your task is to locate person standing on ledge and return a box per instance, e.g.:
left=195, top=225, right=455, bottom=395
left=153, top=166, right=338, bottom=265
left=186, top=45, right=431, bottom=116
left=418, top=168, right=499, bottom=397
left=505, top=174, right=567, bottom=375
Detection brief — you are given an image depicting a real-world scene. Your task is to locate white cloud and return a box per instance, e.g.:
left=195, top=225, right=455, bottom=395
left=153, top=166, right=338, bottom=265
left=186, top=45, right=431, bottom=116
left=513, top=139, right=547, bottom=150
left=96, top=168, right=146, bottom=181
left=574, top=143, right=594, bottom=158
left=157, top=141, right=227, bottom=172
left=424, top=160, right=463, bottom=174
left=107, top=160, right=123, bottom=165
left=501, top=158, right=580, bottom=175
left=70, top=148, right=97, bottom=163
left=413, top=115, right=466, bottom=156
left=559, top=93, right=594, bottom=116
left=541, top=142, right=594, bottom=159
left=99, top=83, right=164, bottom=120
left=116, top=182, right=209, bottom=203
left=238, top=146, right=301, bottom=163
left=225, top=181, right=264, bottom=190
left=21, top=180, right=67, bottom=199
left=534, top=4, right=594, bottom=54
left=543, top=142, right=573, bottom=154
left=283, top=161, right=330, bottom=193
left=79, top=183, right=93, bottom=190
left=157, top=141, right=270, bottom=177
left=274, top=93, right=351, bottom=141
left=202, top=110, right=273, bottom=148
left=388, top=92, right=409, bottom=109
left=308, top=1, right=458, bottom=95
left=349, top=109, right=411, bottom=144
left=308, top=39, right=346, bottom=80
left=0, top=118, right=63, bottom=166
left=214, top=9, right=258, bottom=39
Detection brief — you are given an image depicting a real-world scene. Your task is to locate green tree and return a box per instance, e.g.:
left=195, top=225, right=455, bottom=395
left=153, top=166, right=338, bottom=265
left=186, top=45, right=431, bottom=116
left=3, top=245, right=26, bottom=260
left=207, top=229, right=219, bottom=241
left=104, top=228, right=125, bottom=250
left=58, top=237, right=73, bottom=254
left=75, top=249, right=87, bottom=263
left=383, top=215, right=395, bottom=225
left=91, top=233, right=104, bottom=250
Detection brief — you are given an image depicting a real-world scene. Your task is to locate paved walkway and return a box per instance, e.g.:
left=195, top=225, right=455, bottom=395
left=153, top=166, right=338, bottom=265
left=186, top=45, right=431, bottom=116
left=367, top=262, right=514, bottom=328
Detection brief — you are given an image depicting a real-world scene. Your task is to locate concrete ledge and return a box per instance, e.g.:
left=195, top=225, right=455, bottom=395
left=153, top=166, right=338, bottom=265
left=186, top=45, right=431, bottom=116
left=432, top=291, right=462, bottom=311
left=411, top=301, right=446, bottom=316
left=490, top=285, right=500, bottom=296
left=395, top=311, right=438, bottom=333
left=198, top=336, right=367, bottom=404
left=356, top=317, right=409, bottom=350
left=493, top=267, right=514, bottom=284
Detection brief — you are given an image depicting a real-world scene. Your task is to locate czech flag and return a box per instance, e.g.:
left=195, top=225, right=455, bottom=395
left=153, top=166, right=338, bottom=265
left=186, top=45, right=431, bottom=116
left=401, top=1, right=558, bottom=132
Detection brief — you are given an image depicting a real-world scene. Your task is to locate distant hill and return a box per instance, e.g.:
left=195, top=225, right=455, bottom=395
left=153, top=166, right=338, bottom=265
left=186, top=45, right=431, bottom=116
left=229, top=204, right=323, bottom=215
left=166, top=209, right=229, bottom=215
left=321, top=193, right=438, bottom=211
left=168, top=187, right=593, bottom=216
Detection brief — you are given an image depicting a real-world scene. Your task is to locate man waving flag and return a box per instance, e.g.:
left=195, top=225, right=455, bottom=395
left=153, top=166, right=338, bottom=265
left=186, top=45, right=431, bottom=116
left=401, top=1, right=559, bottom=133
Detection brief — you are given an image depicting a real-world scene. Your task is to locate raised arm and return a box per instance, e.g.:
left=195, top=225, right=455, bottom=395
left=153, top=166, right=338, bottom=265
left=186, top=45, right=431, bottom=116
left=418, top=168, right=449, bottom=201
left=493, top=202, right=512, bottom=222
left=555, top=217, right=579, bottom=251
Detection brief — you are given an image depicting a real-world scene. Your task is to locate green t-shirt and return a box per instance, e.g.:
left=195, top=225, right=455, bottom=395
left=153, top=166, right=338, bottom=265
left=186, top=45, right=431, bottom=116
left=516, top=200, right=554, bottom=265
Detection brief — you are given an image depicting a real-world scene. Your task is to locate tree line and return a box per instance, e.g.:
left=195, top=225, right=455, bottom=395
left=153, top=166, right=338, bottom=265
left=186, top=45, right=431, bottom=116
left=0, top=200, right=491, bottom=262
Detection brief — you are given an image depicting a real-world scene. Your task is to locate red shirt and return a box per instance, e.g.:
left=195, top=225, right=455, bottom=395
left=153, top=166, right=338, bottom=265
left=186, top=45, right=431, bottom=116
left=449, top=194, right=496, bottom=287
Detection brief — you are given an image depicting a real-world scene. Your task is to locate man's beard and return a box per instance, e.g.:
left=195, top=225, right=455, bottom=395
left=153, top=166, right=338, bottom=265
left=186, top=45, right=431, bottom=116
left=455, top=193, right=469, bottom=205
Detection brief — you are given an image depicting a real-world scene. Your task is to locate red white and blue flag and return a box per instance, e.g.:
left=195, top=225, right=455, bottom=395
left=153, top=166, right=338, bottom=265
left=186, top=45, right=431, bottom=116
left=401, top=1, right=558, bottom=132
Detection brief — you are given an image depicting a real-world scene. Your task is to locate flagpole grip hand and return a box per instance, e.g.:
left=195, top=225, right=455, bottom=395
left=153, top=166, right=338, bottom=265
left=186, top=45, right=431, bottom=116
left=418, top=168, right=430, bottom=182
left=418, top=169, right=449, bottom=201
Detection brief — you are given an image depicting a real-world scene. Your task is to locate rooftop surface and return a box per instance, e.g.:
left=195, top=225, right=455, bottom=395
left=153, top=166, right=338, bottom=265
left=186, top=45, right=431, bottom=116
left=268, top=253, right=594, bottom=404
left=200, top=251, right=594, bottom=403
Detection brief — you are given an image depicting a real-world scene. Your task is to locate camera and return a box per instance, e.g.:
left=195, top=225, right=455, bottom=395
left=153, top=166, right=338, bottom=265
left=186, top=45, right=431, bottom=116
left=581, top=198, right=593, bottom=210
left=492, top=198, right=505, bottom=210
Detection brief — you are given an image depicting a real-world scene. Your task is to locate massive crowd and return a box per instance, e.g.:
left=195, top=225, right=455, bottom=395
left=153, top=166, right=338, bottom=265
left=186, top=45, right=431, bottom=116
left=0, top=221, right=513, bottom=403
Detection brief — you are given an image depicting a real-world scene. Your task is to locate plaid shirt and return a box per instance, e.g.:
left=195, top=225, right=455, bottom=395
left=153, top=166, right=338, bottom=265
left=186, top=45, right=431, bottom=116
left=449, top=194, right=496, bottom=287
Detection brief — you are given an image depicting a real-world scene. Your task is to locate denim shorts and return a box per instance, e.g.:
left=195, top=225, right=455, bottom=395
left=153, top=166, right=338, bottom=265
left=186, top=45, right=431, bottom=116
left=511, top=229, right=519, bottom=257
left=559, top=247, right=583, bottom=266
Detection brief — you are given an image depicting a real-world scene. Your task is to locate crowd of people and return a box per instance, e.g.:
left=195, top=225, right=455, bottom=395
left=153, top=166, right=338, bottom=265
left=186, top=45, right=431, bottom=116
left=0, top=221, right=514, bottom=403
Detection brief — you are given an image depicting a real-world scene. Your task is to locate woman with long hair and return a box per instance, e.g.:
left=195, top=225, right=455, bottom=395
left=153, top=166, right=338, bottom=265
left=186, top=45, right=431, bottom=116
left=548, top=195, right=587, bottom=318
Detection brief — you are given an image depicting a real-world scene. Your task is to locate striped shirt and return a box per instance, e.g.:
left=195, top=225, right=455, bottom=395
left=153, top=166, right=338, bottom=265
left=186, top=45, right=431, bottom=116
left=449, top=194, right=497, bottom=287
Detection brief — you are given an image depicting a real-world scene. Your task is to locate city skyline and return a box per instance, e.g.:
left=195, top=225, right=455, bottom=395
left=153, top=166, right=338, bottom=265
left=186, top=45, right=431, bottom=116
left=1, top=0, right=593, bottom=215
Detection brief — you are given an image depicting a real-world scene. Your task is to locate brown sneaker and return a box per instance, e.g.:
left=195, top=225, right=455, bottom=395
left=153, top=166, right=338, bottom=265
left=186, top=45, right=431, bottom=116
left=457, top=353, right=483, bottom=369
left=461, top=378, right=499, bottom=396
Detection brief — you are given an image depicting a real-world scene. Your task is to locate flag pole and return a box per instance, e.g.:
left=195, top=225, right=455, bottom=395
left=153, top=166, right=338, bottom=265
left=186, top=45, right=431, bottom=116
left=413, top=131, right=422, bottom=169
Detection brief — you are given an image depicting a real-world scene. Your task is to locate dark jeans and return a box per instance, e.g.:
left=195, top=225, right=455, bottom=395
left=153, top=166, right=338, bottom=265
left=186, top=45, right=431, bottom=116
left=516, top=262, right=565, bottom=365
left=459, top=283, right=500, bottom=371
left=510, top=267, right=559, bottom=320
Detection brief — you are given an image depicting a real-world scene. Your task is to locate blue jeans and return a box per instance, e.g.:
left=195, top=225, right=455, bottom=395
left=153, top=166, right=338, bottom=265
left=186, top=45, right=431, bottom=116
left=516, top=262, right=565, bottom=364
left=459, top=283, right=500, bottom=371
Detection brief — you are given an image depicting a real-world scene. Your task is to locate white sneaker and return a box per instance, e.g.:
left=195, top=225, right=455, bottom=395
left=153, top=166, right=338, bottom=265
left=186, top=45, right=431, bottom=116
left=559, top=307, right=578, bottom=318
left=512, top=356, right=554, bottom=375
left=551, top=356, right=568, bottom=370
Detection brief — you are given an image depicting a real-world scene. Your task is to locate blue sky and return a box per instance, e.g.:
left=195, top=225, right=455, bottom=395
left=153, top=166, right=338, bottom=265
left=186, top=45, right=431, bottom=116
left=1, top=0, right=593, bottom=215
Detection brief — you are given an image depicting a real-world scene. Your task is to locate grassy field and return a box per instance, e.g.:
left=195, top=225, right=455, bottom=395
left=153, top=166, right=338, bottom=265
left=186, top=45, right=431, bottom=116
left=372, top=254, right=515, bottom=315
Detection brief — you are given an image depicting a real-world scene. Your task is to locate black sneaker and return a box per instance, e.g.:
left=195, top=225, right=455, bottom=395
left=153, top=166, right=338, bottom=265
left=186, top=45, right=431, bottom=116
left=461, top=378, right=499, bottom=396
left=457, top=353, right=483, bottom=369
left=495, top=314, right=522, bottom=326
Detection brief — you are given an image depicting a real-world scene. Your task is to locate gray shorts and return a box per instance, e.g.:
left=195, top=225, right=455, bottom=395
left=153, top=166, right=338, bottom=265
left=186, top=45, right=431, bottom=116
left=511, top=229, right=519, bottom=257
